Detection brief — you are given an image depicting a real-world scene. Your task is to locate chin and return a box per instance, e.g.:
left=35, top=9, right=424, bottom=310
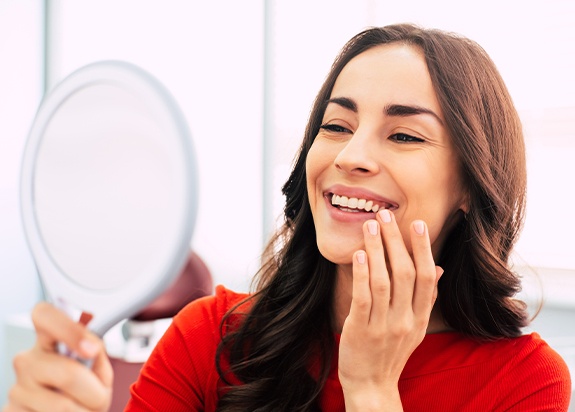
left=316, top=240, right=357, bottom=266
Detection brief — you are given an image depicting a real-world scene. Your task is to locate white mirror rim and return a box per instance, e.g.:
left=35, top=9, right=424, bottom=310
left=20, top=61, right=197, bottom=335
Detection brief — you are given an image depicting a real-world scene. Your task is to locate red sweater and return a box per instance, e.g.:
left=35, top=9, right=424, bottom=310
left=126, top=286, right=572, bottom=411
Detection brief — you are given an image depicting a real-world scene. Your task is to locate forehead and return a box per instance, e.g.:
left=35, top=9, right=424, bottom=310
left=331, top=43, right=443, bottom=118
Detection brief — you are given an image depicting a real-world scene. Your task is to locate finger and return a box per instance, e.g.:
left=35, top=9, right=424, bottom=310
left=31, top=302, right=99, bottom=360
left=362, top=219, right=390, bottom=324
left=410, top=220, right=439, bottom=317
left=22, top=351, right=110, bottom=410
left=92, top=346, right=114, bottom=389
left=4, top=385, right=34, bottom=412
left=376, top=209, right=416, bottom=309
left=349, top=249, right=372, bottom=325
left=2, top=405, right=32, bottom=412
left=2, top=403, right=32, bottom=412
left=8, top=381, right=92, bottom=412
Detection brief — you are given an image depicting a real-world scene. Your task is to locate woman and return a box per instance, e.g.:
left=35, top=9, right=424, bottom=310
left=5, top=24, right=571, bottom=411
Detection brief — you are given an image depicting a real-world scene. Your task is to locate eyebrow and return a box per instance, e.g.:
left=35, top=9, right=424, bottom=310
left=326, top=97, right=358, bottom=112
left=326, top=97, right=444, bottom=126
left=385, top=103, right=444, bottom=126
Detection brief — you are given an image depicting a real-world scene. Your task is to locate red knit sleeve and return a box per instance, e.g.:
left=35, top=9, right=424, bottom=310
left=496, top=333, right=572, bottom=411
left=125, top=285, right=245, bottom=412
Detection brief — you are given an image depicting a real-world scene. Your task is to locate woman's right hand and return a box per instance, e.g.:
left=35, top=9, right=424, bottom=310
left=338, top=211, right=441, bottom=411
left=3, top=302, right=113, bottom=412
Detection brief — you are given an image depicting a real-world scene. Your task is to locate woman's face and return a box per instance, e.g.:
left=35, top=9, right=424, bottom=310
left=306, top=43, right=468, bottom=266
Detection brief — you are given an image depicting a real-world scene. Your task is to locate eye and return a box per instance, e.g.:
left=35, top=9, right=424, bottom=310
left=319, top=123, right=352, bottom=134
left=389, top=133, right=425, bottom=143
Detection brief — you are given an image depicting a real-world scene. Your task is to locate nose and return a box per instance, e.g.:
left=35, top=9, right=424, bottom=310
left=334, top=128, right=380, bottom=176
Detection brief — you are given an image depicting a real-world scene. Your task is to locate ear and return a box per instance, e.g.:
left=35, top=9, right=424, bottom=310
left=459, top=191, right=470, bottom=215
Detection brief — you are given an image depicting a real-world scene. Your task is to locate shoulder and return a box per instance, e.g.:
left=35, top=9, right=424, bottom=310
left=412, top=331, right=569, bottom=370
left=494, top=332, right=572, bottom=409
left=419, top=331, right=571, bottom=380
left=172, top=284, right=251, bottom=337
left=401, top=332, right=571, bottom=410
left=500, top=332, right=571, bottom=381
left=127, top=285, right=251, bottom=411
left=160, top=284, right=252, bottom=366
left=174, top=285, right=250, bottom=326
left=482, top=332, right=570, bottom=375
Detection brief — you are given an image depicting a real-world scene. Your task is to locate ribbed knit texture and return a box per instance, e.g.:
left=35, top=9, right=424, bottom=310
left=126, top=286, right=572, bottom=411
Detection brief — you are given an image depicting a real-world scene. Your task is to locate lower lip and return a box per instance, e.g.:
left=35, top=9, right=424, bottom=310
left=324, top=195, right=377, bottom=223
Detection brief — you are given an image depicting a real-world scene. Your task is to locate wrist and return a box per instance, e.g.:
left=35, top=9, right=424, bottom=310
left=343, top=384, right=402, bottom=412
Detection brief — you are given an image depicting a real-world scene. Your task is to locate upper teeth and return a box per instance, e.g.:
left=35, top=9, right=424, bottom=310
left=331, top=194, right=381, bottom=212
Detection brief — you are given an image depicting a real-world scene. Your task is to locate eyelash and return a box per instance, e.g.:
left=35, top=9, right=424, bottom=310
left=319, top=124, right=350, bottom=133
left=389, top=133, right=425, bottom=143
left=319, top=124, right=424, bottom=143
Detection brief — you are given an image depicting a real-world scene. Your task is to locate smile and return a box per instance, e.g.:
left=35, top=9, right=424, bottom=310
left=330, top=193, right=394, bottom=213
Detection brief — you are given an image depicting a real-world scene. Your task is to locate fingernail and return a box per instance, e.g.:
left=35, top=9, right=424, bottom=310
left=379, top=209, right=392, bottom=223
left=367, top=220, right=378, bottom=235
left=413, top=220, right=425, bottom=235
left=356, top=251, right=366, bottom=264
left=79, top=339, right=99, bottom=357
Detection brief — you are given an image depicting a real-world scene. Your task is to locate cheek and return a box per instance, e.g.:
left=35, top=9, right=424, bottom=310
left=395, top=203, right=454, bottom=258
left=394, top=162, right=465, bottom=252
left=305, top=140, right=333, bottom=198
left=305, top=145, right=319, bottom=203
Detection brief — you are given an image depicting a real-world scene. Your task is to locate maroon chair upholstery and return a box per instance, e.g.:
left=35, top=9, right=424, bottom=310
left=108, top=250, right=213, bottom=411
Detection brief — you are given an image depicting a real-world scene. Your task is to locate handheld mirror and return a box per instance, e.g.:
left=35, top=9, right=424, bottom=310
left=20, top=61, right=197, bottom=338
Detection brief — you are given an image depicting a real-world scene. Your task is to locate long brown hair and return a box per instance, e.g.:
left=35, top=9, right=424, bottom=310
left=216, top=23, right=528, bottom=411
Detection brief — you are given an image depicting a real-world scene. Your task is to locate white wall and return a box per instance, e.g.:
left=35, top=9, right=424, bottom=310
left=0, top=0, right=44, bottom=403
left=47, top=0, right=265, bottom=292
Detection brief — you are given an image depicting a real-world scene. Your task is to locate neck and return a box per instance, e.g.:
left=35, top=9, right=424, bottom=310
left=332, top=264, right=452, bottom=334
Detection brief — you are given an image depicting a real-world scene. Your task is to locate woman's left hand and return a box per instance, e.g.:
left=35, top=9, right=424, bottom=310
left=338, top=209, right=443, bottom=411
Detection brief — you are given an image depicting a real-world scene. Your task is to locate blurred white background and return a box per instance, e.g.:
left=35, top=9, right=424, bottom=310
left=1, top=0, right=574, bottom=405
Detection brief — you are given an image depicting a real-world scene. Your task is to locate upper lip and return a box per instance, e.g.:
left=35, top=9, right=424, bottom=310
left=323, top=184, right=399, bottom=210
